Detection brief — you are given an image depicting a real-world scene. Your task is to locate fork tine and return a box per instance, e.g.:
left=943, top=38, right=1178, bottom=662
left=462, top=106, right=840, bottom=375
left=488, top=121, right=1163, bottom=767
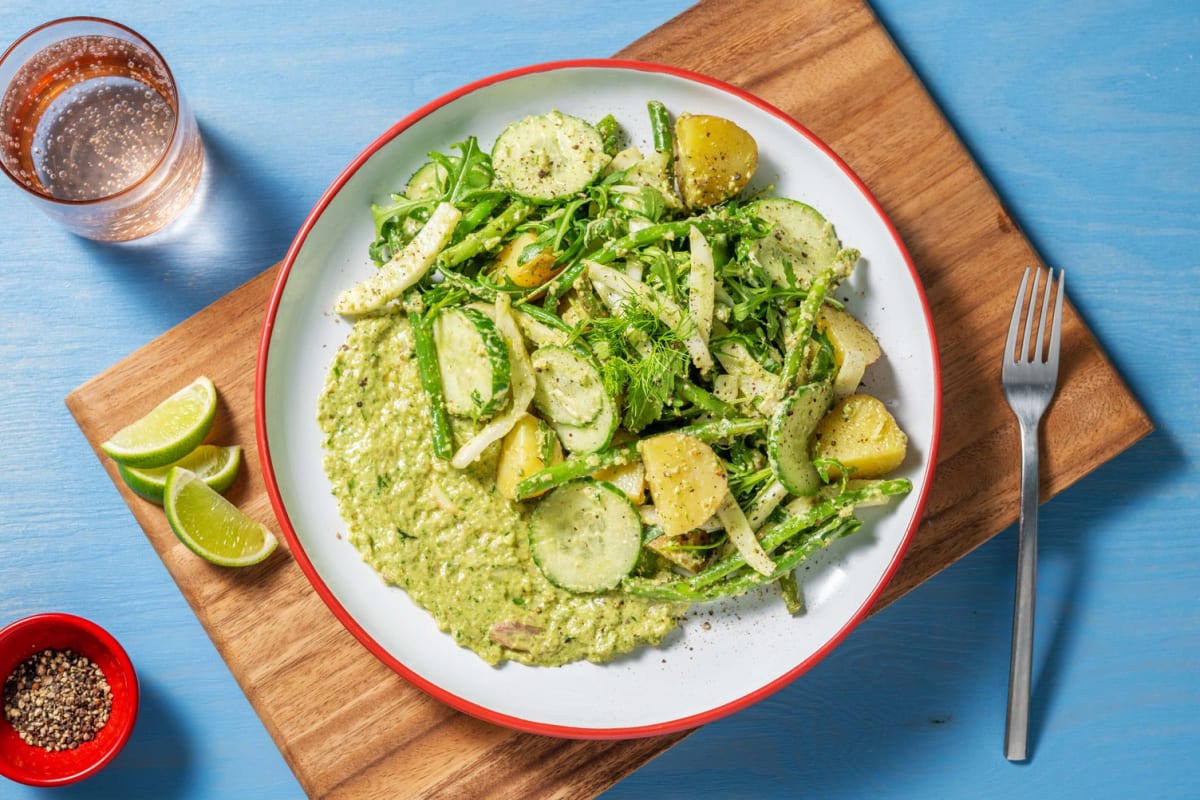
left=1047, top=269, right=1066, bottom=363
left=1021, top=267, right=1041, bottom=363
left=1034, top=268, right=1054, bottom=362
left=1005, top=266, right=1031, bottom=363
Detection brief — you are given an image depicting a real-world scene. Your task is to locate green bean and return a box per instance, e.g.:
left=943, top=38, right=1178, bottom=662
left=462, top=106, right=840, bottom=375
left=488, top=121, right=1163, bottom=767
left=455, top=194, right=505, bottom=235
left=438, top=200, right=533, bottom=269
left=627, top=478, right=910, bottom=600
left=700, top=478, right=908, bottom=589
left=592, top=217, right=746, bottom=264
left=675, top=378, right=739, bottom=418
left=781, top=268, right=832, bottom=389
left=537, top=258, right=589, bottom=308
left=623, top=516, right=859, bottom=603
left=596, top=113, right=621, bottom=156
left=647, top=100, right=673, bottom=163
left=777, top=572, right=805, bottom=615
left=675, top=415, right=767, bottom=442
left=409, top=311, right=455, bottom=459
left=515, top=442, right=640, bottom=500
left=517, top=302, right=573, bottom=332
left=435, top=269, right=497, bottom=302
left=701, top=518, right=861, bottom=601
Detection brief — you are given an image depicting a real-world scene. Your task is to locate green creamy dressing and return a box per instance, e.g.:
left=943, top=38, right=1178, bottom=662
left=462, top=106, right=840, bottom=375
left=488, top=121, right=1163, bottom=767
left=318, top=314, right=684, bottom=666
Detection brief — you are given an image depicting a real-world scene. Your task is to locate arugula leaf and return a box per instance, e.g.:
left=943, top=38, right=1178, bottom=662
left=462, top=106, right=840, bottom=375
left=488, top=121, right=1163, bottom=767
left=368, top=137, right=500, bottom=264
left=435, top=137, right=495, bottom=205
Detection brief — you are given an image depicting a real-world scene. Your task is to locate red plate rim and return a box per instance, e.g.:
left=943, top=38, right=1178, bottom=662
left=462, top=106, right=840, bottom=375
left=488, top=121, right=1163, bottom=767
left=255, top=57, right=943, bottom=740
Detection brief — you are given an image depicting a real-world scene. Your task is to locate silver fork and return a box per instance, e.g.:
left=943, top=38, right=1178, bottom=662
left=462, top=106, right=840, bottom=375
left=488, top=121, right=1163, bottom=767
left=1002, top=265, right=1065, bottom=761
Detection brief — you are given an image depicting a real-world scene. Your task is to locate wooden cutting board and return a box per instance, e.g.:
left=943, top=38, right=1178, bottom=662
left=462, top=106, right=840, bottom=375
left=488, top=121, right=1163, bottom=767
left=65, top=0, right=1152, bottom=797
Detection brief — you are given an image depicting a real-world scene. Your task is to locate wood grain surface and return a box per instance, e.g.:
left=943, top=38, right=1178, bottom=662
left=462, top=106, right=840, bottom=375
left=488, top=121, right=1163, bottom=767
left=64, top=0, right=1151, bottom=797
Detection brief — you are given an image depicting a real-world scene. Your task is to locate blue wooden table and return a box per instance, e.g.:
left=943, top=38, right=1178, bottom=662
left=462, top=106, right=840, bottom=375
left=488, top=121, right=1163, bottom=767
left=1, top=2, right=1196, bottom=797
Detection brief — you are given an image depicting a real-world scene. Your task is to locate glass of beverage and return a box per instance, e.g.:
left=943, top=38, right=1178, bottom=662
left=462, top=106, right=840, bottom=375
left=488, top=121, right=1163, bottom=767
left=0, top=17, right=203, bottom=242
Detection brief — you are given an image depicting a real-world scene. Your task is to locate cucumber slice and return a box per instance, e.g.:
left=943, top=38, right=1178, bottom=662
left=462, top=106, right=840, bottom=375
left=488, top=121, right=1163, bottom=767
left=744, top=198, right=851, bottom=289
left=529, top=479, right=642, bottom=593
left=405, top=160, right=449, bottom=199
left=552, top=386, right=618, bottom=455
left=530, top=345, right=605, bottom=426
left=767, top=381, right=834, bottom=496
left=433, top=307, right=512, bottom=419
left=492, top=111, right=609, bottom=203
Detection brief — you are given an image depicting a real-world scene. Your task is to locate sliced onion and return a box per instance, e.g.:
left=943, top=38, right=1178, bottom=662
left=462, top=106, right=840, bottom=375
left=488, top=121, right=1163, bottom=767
left=715, top=491, right=776, bottom=577
left=687, top=225, right=715, bottom=346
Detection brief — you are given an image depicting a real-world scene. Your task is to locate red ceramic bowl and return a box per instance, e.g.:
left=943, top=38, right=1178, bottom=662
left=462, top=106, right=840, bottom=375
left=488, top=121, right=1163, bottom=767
left=0, top=614, right=138, bottom=787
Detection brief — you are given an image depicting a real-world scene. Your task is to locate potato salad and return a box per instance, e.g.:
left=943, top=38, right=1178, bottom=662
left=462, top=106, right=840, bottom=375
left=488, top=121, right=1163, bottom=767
left=330, top=100, right=911, bottom=628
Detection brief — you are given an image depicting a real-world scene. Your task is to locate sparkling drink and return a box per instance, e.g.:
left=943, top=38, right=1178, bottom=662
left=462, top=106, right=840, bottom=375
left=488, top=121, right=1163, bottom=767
left=1, top=18, right=202, bottom=242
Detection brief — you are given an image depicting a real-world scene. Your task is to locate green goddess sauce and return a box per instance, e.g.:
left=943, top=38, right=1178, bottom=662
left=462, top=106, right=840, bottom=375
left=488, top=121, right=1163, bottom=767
left=318, top=314, right=684, bottom=666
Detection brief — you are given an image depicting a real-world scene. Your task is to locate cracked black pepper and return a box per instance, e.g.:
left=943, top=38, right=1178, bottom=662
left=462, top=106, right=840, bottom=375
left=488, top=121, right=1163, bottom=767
left=3, top=648, right=112, bottom=751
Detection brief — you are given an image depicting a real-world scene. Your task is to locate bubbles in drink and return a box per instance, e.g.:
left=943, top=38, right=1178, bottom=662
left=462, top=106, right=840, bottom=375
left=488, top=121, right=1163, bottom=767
left=32, top=75, right=175, bottom=201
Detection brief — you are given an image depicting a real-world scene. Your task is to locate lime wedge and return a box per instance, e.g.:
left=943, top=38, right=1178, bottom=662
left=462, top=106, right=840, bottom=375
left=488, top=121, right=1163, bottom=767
left=101, top=376, right=218, bottom=468
left=164, top=467, right=278, bottom=566
left=118, top=444, right=242, bottom=504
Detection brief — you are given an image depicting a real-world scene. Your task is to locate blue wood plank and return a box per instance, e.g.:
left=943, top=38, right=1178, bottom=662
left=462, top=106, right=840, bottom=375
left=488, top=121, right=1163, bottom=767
left=0, top=1, right=1195, bottom=798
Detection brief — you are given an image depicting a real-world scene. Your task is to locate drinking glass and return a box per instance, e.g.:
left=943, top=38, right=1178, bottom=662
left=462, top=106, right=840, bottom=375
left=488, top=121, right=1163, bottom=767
left=0, top=17, right=203, bottom=242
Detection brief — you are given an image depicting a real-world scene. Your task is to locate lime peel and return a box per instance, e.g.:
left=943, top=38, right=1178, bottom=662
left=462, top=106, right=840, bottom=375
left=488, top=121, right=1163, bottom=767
left=118, top=444, right=242, bottom=504
left=101, top=376, right=218, bottom=468
left=164, top=467, right=277, bottom=567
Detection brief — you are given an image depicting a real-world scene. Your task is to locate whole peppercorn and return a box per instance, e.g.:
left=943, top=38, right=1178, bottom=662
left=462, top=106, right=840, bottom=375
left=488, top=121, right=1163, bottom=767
left=3, top=649, right=112, bottom=751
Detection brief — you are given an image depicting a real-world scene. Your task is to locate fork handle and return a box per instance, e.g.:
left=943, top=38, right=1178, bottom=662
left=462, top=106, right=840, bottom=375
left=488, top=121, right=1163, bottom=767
left=1005, top=419, right=1040, bottom=760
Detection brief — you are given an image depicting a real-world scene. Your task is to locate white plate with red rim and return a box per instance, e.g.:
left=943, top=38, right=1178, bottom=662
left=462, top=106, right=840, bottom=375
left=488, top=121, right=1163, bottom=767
left=256, top=58, right=941, bottom=739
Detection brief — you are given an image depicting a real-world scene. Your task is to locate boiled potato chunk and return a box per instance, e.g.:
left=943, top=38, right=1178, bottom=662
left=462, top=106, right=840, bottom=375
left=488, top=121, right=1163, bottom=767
left=817, top=306, right=882, bottom=398
left=645, top=529, right=713, bottom=574
left=811, top=394, right=907, bottom=480
left=495, top=413, right=563, bottom=500
left=495, top=231, right=560, bottom=288
left=637, top=432, right=727, bottom=536
left=593, top=431, right=646, bottom=504
left=673, top=113, right=758, bottom=209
